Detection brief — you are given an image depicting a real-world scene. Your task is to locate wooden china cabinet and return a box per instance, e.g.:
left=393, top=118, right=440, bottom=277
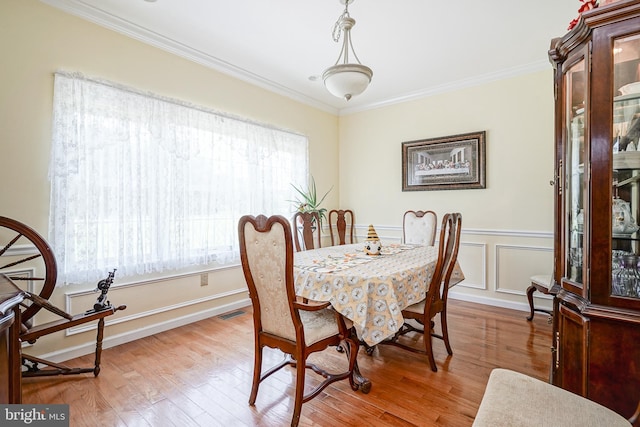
left=548, top=0, right=640, bottom=418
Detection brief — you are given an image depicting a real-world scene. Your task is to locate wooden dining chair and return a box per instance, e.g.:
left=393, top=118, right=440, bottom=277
left=328, top=209, right=355, bottom=246
left=526, top=274, right=557, bottom=322
left=292, top=211, right=322, bottom=252
left=403, top=210, right=437, bottom=245
left=381, top=212, right=462, bottom=372
left=238, top=214, right=361, bottom=427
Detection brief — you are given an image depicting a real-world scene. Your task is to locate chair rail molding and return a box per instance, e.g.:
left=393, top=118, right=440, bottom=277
left=353, top=224, right=553, bottom=240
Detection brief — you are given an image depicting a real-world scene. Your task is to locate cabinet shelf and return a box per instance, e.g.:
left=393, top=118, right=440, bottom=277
left=613, top=151, right=640, bottom=170
left=575, top=230, right=640, bottom=241
left=614, top=93, right=640, bottom=103
left=613, top=233, right=640, bottom=240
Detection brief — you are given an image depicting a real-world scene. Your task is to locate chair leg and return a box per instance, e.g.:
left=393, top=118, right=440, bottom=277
left=440, top=309, right=453, bottom=356
left=526, top=285, right=536, bottom=321
left=249, top=343, right=263, bottom=405
left=291, top=353, right=306, bottom=427
left=424, top=328, right=437, bottom=372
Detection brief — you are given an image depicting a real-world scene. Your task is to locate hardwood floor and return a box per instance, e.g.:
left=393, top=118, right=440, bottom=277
left=21, top=299, right=553, bottom=426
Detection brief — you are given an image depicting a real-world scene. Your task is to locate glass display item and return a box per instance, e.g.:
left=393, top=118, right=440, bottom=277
left=612, top=196, right=639, bottom=235
left=613, top=254, right=640, bottom=297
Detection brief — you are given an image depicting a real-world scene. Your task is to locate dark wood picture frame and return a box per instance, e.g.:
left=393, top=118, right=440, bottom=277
left=401, top=131, right=486, bottom=191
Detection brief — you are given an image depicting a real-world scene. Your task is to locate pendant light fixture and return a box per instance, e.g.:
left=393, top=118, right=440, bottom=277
left=322, top=0, right=373, bottom=101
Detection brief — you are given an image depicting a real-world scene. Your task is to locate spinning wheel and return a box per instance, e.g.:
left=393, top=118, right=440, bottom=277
left=0, top=216, right=57, bottom=327
left=0, top=216, right=125, bottom=378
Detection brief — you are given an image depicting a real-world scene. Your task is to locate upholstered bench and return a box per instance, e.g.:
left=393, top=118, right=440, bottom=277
left=526, top=274, right=555, bottom=321
left=473, top=369, right=635, bottom=427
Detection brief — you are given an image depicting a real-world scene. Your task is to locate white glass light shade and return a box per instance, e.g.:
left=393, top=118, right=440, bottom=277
left=322, top=64, right=373, bottom=101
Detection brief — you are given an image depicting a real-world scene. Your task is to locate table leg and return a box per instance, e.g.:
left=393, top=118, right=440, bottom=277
left=347, top=329, right=371, bottom=394
left=363, top=342, right=376, bottom=355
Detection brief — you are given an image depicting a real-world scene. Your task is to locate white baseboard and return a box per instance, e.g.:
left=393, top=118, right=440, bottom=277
left=449, top=291, right=532, bottom=313
left=29, top=297, right=252, bottom=364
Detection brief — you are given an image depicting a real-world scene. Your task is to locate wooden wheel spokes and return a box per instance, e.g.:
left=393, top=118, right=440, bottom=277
left=3, top=274, right=47, bottom=282
left=0, top=232, right=22, bottom=257
left=0, top=216, right=58, bottom=325
left=1, top=253, right=44, bottom=272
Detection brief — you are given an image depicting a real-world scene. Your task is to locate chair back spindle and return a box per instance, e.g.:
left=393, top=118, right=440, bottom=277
left=428, top=212, right=462, bottom=317
left=292, top=211, right=321, bottom=252
left=329, top=209, right=355, bottom=246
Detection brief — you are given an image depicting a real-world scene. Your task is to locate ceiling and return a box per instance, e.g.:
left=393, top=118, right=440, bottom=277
left=41, top=0, right=580, bottom=115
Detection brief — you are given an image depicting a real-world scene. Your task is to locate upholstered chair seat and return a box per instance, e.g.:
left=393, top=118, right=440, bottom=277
left=473, top=369, right=635, bottom=427
left=402, top=299, right=425, bottom=315
left=297, top=308, right=342, bottom=345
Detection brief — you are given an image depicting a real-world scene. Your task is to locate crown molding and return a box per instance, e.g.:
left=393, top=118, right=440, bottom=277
left=338, top=60, right=552, bottom=116
left=39, top=0, right=339, bottom=115
left=40, top=0, right=552, bottom=117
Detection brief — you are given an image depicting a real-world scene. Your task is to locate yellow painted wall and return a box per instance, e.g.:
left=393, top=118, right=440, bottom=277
left=338, top=71, right=555, bottom=309
left=1, top=0, right=555, bottom=362
left=0, top=0, right=338, bottom=360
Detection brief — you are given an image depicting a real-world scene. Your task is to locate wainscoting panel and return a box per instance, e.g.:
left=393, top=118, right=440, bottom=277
left=455, top=242, right=487, bottom=290
left=495, top=244, right=554, bottom=295
left=65, top=265, right=247, bottom=336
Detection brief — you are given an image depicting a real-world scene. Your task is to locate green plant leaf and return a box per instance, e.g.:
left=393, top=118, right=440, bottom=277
left=288, top=175, right=333, bottom=226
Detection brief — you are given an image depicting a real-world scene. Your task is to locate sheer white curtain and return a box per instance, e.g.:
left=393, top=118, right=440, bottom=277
left=49, top=71, right=308, bottom=285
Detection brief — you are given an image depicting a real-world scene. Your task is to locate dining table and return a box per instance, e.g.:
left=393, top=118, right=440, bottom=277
left=293, top=242, right=465, bottom=347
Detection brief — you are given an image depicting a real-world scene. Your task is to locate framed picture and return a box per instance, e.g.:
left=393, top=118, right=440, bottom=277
left=401, top=131, right=486, bottom=191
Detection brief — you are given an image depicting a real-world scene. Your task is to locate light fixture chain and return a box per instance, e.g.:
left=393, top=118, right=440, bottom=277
left=322, top=0, right=372, bottom=101
left=331, top=1, right=351, bottom=43
left=331, top=17, right=342, bottom=43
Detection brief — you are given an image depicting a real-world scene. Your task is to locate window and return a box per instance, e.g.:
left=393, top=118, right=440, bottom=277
left=49, top=71, right=308, bottom=285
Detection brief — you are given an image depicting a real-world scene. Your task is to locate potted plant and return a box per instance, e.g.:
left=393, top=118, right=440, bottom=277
left=290, top=176, right=333, bottom=227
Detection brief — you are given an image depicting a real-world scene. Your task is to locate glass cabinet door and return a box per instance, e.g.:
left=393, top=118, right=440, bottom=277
left=611, top=33, right=640, bottom=300
left=565, top=57, right=587, bottom=287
